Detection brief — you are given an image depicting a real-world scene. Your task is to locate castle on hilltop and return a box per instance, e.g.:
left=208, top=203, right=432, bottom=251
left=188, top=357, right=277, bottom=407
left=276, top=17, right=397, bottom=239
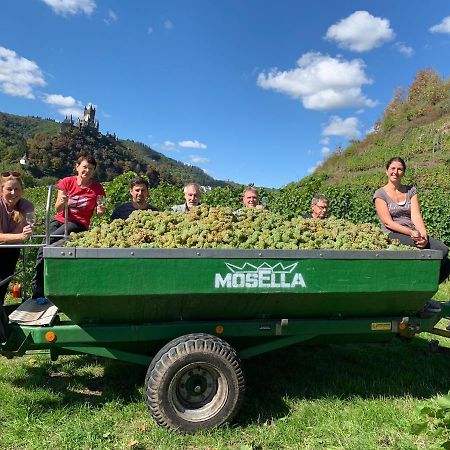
left=61, top=103, right=99, bottom=133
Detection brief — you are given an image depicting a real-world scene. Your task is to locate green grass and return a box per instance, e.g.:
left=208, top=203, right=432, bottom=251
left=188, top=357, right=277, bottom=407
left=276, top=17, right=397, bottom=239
left=1, top=281, right=449, bottom=449
left=2, top=319, right=450, bottom=448
left=434, top=279, right=450, bottom=301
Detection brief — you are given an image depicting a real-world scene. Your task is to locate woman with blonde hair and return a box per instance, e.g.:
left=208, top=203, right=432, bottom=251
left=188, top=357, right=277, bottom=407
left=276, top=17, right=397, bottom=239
left=0, top=171, right=34, bottom=341
left=0, top=172, right=34, bottom=301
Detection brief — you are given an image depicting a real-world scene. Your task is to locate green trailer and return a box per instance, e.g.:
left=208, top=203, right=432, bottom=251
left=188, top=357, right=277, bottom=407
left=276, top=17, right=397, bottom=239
left=1, top=246, right=450, bottom=432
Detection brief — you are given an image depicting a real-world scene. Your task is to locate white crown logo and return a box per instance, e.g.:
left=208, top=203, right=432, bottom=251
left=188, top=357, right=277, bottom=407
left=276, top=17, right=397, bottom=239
left=225, top=262, right=298, bottom=274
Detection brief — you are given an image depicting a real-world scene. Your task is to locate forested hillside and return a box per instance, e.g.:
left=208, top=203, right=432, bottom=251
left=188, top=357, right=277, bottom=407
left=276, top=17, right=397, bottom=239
left=0, top=112, right=227, bottom=188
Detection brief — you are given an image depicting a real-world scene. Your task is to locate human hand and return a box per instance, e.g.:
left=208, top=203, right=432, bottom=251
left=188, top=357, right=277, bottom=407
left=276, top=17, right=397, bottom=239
left=96, top=195, right=105, bottom=215
left=411, top=229, right=423, bottom=244
left=415, top=235, right=428, bottom=249
left=22, top=224, right=34, bottom=240
left=56, top=189, right=68, bottom=211
left=410, top=229, right=421, bottom=239
left=60, top=189, right=68, bottom=203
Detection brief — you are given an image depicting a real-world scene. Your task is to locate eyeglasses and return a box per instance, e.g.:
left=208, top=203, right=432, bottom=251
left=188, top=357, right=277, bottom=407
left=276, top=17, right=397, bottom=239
left=2, top=171, right=21, bottom=178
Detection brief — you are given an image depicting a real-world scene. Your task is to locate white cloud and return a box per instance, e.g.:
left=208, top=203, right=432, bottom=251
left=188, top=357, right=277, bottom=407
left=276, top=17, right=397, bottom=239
left=322, top=116, right=361, bottom=140
left=0, top=47, right=46, bottom=99
left=190, top=155, right=210, bottom=164
left=257, top=52, right=375, bottom=110
left=321, top=146, right=331, bottom=156
left=394, top=42, right=414, bottom=57
left=58, top=106, right=84, bottom=117
left=307, top=160, right=323, bottom=174
left=41, top=0, right=96, bottom=16
left=148, top=27, right=154, bottom=34
left=163, top=140, right=177, bottom=150
left=430, top=16, right=450, bottom=34
left=164, top=20, right=174, bottom=30
left=178, top=140, right=207, bottom=150
left=325, top=11, right=395, bottom=52
left=103, top=9, right=118, bottom=25
left=42, top=93, right=84, bottom=116
left=320, top=137, right=330, bottom=145
left=42, top=93, right=77, bottom=107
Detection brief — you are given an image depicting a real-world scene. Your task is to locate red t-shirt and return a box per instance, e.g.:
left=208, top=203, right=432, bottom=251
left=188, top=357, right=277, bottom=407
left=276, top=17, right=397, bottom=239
left=54, top=176, right=105, bottom=230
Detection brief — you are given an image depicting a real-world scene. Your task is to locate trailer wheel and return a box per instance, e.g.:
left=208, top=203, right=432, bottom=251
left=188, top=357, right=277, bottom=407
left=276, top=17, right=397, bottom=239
left=145, top=333, right=245, bottom=432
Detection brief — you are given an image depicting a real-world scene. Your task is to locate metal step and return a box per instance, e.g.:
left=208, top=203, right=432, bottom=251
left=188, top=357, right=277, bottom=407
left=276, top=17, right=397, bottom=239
left=8, top=298, right=58, bottom=326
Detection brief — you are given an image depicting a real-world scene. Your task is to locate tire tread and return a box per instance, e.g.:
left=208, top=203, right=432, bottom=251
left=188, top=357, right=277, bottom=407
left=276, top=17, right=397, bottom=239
left=145, top=333, right=245, bottom=432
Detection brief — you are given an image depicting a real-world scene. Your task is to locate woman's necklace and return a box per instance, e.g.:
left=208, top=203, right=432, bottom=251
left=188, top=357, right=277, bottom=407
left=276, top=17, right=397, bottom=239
left=1, top=197, right=13, bottom=215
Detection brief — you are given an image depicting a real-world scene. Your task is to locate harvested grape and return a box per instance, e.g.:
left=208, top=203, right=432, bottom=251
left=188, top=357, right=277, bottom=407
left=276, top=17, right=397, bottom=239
left=66, top=205, right=409, bottom=250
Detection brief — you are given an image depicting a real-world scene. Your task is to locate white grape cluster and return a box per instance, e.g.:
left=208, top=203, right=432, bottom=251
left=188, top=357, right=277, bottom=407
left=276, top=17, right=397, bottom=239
left=67, top=205, right=406, bottom=250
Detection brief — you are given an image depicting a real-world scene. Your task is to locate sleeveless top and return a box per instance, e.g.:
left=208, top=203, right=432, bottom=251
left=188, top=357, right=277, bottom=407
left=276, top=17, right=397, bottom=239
left=373, top=185, right=417, bottom=233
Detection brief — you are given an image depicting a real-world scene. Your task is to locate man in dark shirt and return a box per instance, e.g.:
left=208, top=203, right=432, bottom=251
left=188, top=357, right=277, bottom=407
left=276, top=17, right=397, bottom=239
left=302, top=194, right=329, bottom=219
left=111, top=176, right=158, bottom=220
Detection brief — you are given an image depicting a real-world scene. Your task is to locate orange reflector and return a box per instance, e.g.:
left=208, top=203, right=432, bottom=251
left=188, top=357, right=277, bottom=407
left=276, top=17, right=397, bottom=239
left=12, top=283, right=20, bottom=299
left=215, top=325, right=224, bottom=334
left=45, top=331, right=57, bottom=342
left=398, top=322, right=407, bottom=330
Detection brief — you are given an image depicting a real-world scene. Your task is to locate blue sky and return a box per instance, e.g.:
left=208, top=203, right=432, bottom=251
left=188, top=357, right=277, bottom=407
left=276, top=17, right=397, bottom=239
left=1, top=1, right=450, bottom=188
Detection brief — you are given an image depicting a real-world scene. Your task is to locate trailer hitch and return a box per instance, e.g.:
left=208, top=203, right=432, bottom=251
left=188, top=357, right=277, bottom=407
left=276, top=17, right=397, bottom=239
left=0, top=332, right=33, bottom=359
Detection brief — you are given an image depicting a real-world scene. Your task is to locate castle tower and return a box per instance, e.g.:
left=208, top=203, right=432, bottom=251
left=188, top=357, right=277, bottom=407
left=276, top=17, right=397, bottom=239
left=77, top=103, right=99, bottom=132
left=61, top=114, right=74, bottom=132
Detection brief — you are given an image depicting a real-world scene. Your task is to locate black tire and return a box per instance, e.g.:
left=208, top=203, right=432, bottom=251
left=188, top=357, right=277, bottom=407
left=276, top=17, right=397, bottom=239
left=145, top=333, right=245, bottom=432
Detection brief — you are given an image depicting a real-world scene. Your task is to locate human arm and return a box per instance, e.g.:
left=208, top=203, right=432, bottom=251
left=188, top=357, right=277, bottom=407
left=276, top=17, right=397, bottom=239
left=0, top=200, right=34, bottom=243
left=54, top=188, right=68, bottom=213
left=410, top=194, right=428, bottom=248
left=0, top=226, right=33, bottom=244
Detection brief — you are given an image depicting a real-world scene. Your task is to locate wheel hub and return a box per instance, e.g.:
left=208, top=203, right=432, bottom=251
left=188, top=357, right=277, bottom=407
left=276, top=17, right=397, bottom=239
left=178, top=367, right=216, bottom=405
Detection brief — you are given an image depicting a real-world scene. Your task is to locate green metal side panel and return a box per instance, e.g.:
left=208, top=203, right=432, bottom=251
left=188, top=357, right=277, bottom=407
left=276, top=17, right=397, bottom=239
left=43, top=249, right=440, bottom=324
